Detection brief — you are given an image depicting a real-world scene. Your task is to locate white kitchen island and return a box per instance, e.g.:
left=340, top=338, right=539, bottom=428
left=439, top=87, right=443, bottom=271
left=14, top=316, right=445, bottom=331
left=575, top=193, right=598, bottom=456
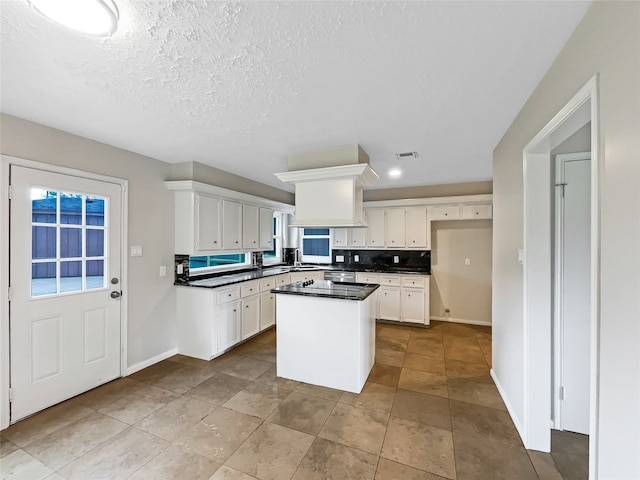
left=272, top=280, right=378, bottom=394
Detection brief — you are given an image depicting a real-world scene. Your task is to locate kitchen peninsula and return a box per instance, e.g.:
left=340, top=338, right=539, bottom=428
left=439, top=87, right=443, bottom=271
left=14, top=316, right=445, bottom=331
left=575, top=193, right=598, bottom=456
left=272, top=279, right=379, bottom=394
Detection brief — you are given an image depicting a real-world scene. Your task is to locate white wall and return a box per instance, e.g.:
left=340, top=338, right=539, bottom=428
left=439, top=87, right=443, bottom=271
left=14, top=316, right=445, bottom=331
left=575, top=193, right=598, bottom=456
left=492, top=2, right=639, bottom=478
left=1, top=113, right=177, bottom=369
left=430, top=220, right=492, bottom=324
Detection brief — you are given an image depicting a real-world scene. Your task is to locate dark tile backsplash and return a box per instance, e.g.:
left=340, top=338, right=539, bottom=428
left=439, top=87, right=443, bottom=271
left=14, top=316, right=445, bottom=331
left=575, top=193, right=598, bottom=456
left=332, top=249, right=431, bottom=274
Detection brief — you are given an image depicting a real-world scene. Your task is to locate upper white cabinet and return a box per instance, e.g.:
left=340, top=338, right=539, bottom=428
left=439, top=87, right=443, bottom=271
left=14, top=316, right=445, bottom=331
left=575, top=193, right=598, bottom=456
left=429, top=205, right=460, bottom=221
left=461, top=204, right=492, bottom=219
left=366, top=209, right=386, bottom=247
left=242, top=204, right=259, bottom=249
left=259, top=208, right=274, bottom=249
left=172, top=191, right=224, bottom=254
left=406, top=207, right=429, bottom=249
left=223, top=200, right=243, bottom=250
left=386, top=209, right=406, bottom=247
left=196, top=194, right=221, bottom=251
left=332, top=227, right=366, bottom=248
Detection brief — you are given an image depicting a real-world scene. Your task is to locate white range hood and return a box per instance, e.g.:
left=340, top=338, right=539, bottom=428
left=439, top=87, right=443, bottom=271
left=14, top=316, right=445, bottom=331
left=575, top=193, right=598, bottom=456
left=275, top=145, right=380, bottom=228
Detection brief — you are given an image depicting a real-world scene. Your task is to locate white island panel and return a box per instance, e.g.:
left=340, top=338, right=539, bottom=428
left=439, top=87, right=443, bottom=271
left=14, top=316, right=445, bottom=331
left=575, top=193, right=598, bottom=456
left=276, top=293, right=375, bottom=394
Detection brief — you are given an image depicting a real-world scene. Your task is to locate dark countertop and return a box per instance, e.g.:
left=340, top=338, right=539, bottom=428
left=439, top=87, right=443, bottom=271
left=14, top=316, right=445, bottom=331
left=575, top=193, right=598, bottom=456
left=176, top=265, right=429, bottom=289
left=271, top=280, right=379, bottom=301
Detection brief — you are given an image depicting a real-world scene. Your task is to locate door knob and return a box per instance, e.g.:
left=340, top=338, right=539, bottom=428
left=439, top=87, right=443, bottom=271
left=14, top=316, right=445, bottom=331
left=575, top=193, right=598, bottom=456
left=110, top=291, right=121, bottom=299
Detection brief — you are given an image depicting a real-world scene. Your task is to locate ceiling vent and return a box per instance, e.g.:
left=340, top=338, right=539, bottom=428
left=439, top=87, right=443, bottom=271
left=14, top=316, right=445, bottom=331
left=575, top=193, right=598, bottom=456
left=395, top=151, right=420, bottom=160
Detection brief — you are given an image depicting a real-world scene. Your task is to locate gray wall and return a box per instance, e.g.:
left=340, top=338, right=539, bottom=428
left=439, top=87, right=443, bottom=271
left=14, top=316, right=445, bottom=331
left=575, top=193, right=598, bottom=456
left=492, top=2, right=639, bottom=477
left=364, top=180, right=492, bottom=202
left=1, top=113, right=177, bottom=369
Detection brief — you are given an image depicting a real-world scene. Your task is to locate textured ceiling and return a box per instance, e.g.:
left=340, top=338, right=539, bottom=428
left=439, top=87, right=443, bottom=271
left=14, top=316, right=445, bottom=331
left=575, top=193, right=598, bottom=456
left=0, top=1, right=590, bottom=192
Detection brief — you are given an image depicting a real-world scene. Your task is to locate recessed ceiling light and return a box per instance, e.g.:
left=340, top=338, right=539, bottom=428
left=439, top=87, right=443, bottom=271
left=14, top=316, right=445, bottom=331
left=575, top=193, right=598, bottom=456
left=26, top=0, right=119, bottom=36
left=388, top=168, right=402, bottom=178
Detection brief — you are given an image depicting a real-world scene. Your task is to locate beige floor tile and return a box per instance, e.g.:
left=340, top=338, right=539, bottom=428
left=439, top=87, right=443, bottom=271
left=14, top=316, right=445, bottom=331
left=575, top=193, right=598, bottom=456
left=367, top=364, right=402, bottom=387
left=441, top=322, right=480, bottom=338
left=550, top=429, right=590, bottom=480
left=406, top=338, right=445, bottom=357
left=375, top=458, right=448, bottom=480
left=57, top=427, right=168, bottom=480
left=225, top=423, right=314, bottom=480
left=134, top=395, right=215, bottom=441
left=151, top=364, right=217, bottom=394
left=398, top=369, right=448, bottom=398
left=409, top=328, right=443, bottom=340
left=266, top=392, right=336, bottom=435
left=375, top=336, right=409, bottom=352
left=167, top=354, right=216, bottom=369
left=391, top=390, right=452, bottom=431
left=0, top=449, right=54, bottom=480
left=339, top=382, right=396, bottom=414
left=528, top=450, right=564, bottom=480
left=1, top=402, right=94, bottom=448
left=403, top=353, right=446, bottom=375
left=319, top=403, right=389, bottom=455
left=442, top=336, right=482, bottom=351
left=254, top=366, right=299, bottom=392
left=174, top=407, right=261, bottom=462
left=453, top=432, right=538, bottom=480
left=375, top=348, right=405, bottom=367
left=381, top=416, right=456, bottom=479
left=293, top=382, right=344, bottom=402
left=292, top=437, right=378, bottom=480
left=73, top=377, right=146, bottom=410
left=0, top=436, right=19, bottom=458
left=98, top=384, right=179, bottom=424
left=447, top=376, right=506, bottom=410
left=378, top=326, right=412, bottom=341
left=223, top=382, right=290, bottom=419
left=185, top=372, right=251, bottom=406
left=42, top=473, right=66, bottom=480
left=450, top=399, right=522, bottom=447
left=129, top=444, right=221, bottom=480
left=445, top=358, right=490, bottom=378
left=23, top=411, right=127, bottom=470
left=214, top=356, right=274, bottom=381
left=443, top=345, right=487, bottom=364
left=129, top=359, right=185, bottom=385
left=210, top=465, right=258, bottom=479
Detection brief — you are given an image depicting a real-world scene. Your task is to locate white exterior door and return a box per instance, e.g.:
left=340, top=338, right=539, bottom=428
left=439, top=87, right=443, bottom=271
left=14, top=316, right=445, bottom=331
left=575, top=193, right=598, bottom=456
left=555, top=154, right=591, bottom=435
left=9, top=166, right=122, bottom=422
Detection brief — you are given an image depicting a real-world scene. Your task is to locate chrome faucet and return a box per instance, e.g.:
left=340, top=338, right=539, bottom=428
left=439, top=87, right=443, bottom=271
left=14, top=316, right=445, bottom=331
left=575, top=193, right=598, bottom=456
left=294, top=248, right=302, bottom=267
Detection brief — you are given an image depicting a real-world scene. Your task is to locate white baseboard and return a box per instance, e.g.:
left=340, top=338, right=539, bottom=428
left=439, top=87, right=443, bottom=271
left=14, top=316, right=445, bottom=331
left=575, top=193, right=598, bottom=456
left=430, top=316, right=492, bottom=326
left=126, top=348, right=178, bottom=376
left=491, top=369, right=526, bottom=445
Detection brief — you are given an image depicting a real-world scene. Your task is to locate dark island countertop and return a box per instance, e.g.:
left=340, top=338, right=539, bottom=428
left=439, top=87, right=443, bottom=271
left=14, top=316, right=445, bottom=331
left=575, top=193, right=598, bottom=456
left=271, top=280, right=379, bottom=301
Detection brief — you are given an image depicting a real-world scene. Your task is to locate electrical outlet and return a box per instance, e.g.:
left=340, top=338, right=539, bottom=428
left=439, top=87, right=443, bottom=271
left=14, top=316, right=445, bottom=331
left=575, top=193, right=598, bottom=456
left=354, top=255, right=360, bottom=262
left=159, top=266, right=166, bottom=277
left=177, top=264, right=184, bottom=274
left=393, top=256, right=399, bottom=263
left=336, top=255, right=345, bottom=262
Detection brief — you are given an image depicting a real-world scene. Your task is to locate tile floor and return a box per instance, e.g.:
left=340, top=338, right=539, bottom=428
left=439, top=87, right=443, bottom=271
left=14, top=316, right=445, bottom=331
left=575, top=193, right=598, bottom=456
left=1, top=320, right=585, bottom=479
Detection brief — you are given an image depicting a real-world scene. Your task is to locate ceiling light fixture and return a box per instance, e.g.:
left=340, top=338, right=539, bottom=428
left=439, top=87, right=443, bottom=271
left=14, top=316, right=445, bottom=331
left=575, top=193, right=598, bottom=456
left=388, top=168, right=402, bottom=178
left=26, top=0, right=119, bottom=36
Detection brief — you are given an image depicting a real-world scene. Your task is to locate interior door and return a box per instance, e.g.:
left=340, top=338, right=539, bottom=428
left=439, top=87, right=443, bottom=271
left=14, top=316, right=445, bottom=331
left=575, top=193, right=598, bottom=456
left=555, top=154, right=591, bottom=435
left=9, top=166, right=122, bottom=422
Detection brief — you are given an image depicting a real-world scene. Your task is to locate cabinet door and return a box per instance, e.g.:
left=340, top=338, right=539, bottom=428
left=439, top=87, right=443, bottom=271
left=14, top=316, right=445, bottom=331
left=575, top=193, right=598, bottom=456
left=349, top=228, right=366, bottom=247
left=195, top=194, right=221, bottom=252
left=386, top=209, right=406, bottom=247
left=402, top=288, right=425, bottom=324
left=260, top=291, right=276, bottom=329
left=259, top=208, right=274, bottom=249
left=406, top=207, right=427, bottom=249
left=217, top=301, right=241, bottom=352
left=222, top=200, right=242, bottom=250
left=332, top=228, right=348, bottom=248
left=429, top=205, right=460, bottom=221
left=242, top=205, right=259, bottom=249
left=241, top=295, right=260, bottom=340
left=378, top=286, right=401, bottom=321
left=366, top=209, right=386, bottom=247
left=461, top=204, right=492, bottom=219
left=289, top=271, right=325, bottom=282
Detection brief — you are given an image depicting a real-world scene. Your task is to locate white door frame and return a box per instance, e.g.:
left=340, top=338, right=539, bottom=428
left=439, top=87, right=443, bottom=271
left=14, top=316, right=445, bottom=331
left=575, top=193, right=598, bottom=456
left=522, top=75, right=600, bottom=478
left=0, top=155, right=129, bottom=429
left=553, top=151, right=591, bottom=432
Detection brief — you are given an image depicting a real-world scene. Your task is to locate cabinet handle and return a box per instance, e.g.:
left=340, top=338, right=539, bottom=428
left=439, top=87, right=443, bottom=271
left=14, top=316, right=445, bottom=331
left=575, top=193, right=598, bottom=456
left=214, top=240, right=217, bottom=244
left=391, top=240, right=394, bottom=243
left=412, top=240, right=416, bottom=243
left=228, top=293, right=232, bottom=297
left=253, top=241, right=256, bottom=244
left=233, top=309, right=237, bottom=312
left=235, top=241, right=239, bottom=244
left=245, top=305, right=249, bottom=308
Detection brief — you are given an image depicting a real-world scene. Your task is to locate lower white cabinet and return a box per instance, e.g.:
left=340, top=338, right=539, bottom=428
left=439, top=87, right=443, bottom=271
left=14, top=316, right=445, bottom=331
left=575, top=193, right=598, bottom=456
left=260, top=291, right=276, bottom=329
left=379, top=286, right=401, bottom=321
left=290, top=271, right=325, bottom=282
left=217, top=300, right=241, bottom=352
left=241, top=295, right=260, bottom=340
left=402, top=288, right=425, bottom=324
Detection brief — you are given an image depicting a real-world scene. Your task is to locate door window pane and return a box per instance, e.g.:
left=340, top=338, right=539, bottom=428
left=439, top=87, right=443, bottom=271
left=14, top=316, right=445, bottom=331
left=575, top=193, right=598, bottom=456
left=86, top=260, right=105, bottom=289
left=31, top=262, right=57, bottom=296
left=60, top=195, right=82, bottom=225
left=60, top=261, right=82, bottom=293
left=86, top=229, right=104, bottom=257
left=31, top=189, right=56, bottom=223
left=32, top=226, right=57, bottom=259
left=60, top=227, right=82, bottom=258
left=86, top=197, right=105, bottom=226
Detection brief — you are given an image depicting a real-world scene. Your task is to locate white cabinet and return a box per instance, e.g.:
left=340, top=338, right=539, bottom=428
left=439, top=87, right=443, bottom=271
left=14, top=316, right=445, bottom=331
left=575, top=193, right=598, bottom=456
left=275, top=273, right=291, bottom=286
left=218, top=300, right=241, bottom=352
left=386, top=209, right=406, bottom=247
left=195, top=194, right=221, bottom=251
left=402, top=288, right=425, bottom=324
left=332, top=228, right=348, bottom=248
left=241, top=295, right=260, bottom=340
left=259, top=208, right=274, bottom=249
left=379, top=286, right=401, bottom=321
left=173, top=191, right=222, bottom=254
left=429, top=205, right=460, bottom=221
left=349, top=228, right=366, bottom=247
left=290, top=271, right=325, bottom=282
left=222, top=200, right=242, bottom=250
left=462, top=204, right=492, bottom=219
left=406, top=207, right=428, bottom=248
left=242, top=205, right=259, bottom=249
left=358, top=273, right=430, bottom=325
left=260, top=291, right=276, bottom=329
left=366, top=209, right=386, bottom=247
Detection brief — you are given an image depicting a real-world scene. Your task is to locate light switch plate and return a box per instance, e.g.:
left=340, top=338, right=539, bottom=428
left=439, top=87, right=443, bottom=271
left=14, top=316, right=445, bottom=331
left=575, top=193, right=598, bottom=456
left=159, top=266, right=167, bottom=277
left=130, top=246, right=143, bottom=257
left=336, top=255, right=345, bottom=262
left=354, top=255, right=360, bottom=262
left=393, top=256, right=399, bottom=263
left=177, top=264, right=184, bottom=274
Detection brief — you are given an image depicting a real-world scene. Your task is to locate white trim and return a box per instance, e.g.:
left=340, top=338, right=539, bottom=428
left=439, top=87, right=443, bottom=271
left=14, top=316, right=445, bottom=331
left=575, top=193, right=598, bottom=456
left=125, top=348, right=178, bottom=375
left=0, top=155, right=129, bottom=429
left=491, top=369, right=526, bottom=443
left=364, top=194, right=493, bottom=209
left=521, top=75, right=600, bottom=478
left=275, top=163, right=380, bottom=186
left=165, top=180, right=294, bottom=213
left=430, top=316, right=491, bottom=327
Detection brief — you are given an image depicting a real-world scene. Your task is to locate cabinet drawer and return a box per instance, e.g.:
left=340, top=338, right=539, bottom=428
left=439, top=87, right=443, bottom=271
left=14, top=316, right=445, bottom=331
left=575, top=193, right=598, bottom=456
left=241, top=281, right=260, bottom=297
left=259, top=278, right=276, bottom=292
left=357, top=274, right=379, bottom=284
left=402, top=276, right=426, bottom=288
left=216, top=287, right=240, bottom=304
left=378, top=275, right=401, bottom=286
left=276, top=274, right=291, bottom=286
left=429, top=205, right=460, bottom=220
left=462, top=204, right=492, bottom=219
